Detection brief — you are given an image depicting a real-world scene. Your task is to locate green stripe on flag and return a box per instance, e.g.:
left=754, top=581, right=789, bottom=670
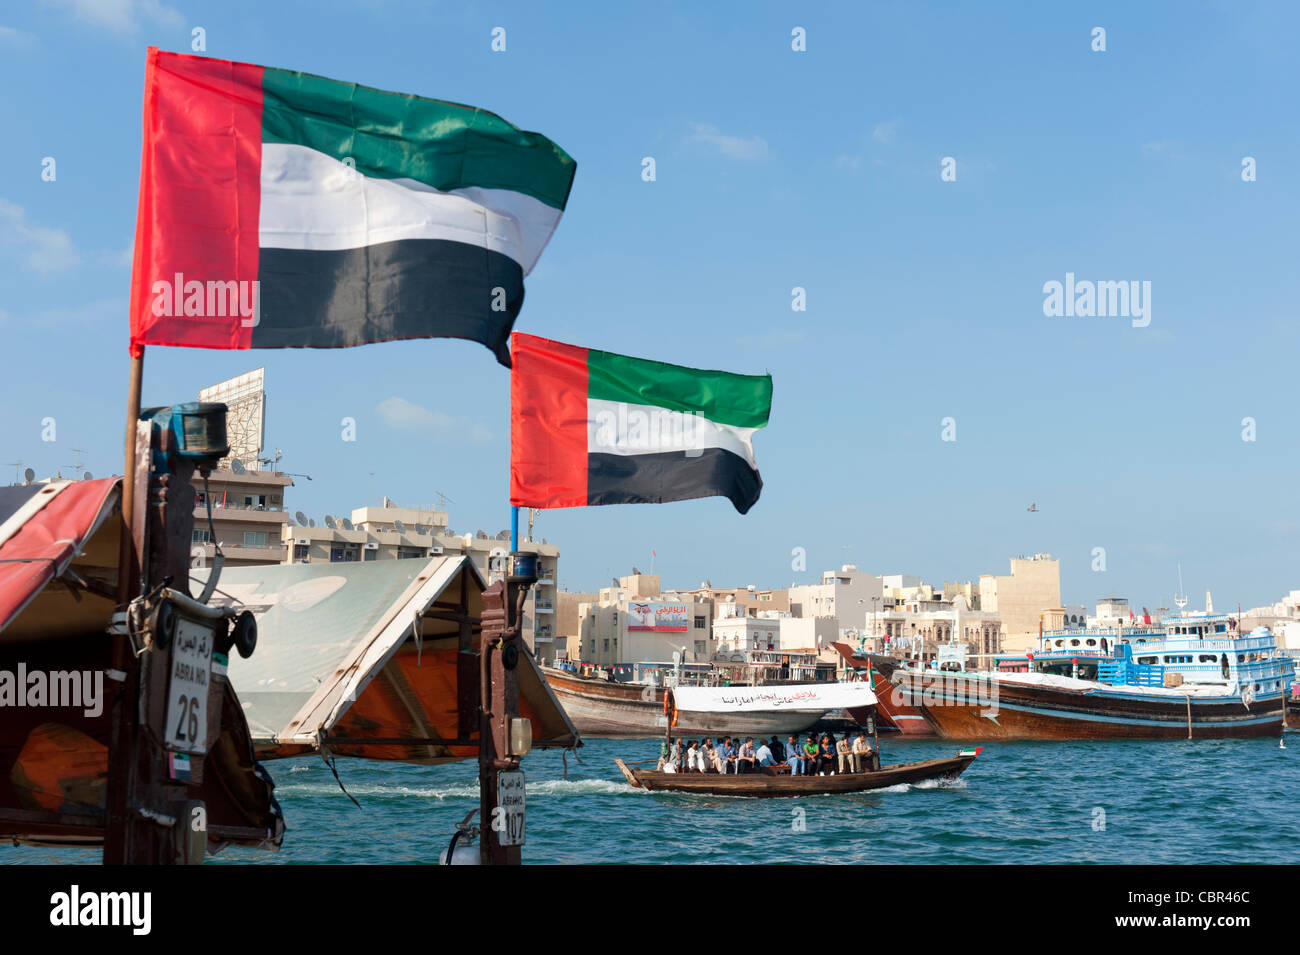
left=260, top=67, right=576, bottom=210
left=587, top=349, right=772, bottom=430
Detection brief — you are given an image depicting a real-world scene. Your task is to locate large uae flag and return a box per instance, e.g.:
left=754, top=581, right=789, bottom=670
left=128, top=48, right=575, bottom=365
left=510, top=334, right=772, bottom=514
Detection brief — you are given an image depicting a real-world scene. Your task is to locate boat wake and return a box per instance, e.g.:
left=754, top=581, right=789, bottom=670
left=272, top=777, right=637, bottom=800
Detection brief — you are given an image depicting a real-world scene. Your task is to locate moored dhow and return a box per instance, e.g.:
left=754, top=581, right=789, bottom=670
left=882, top=614, right=1294, bottom=740
left=541, top=664, right=874, bottom=737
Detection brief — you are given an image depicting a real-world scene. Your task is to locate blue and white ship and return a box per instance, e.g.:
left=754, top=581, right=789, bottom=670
left=890, top=613, right=1295, bottom=740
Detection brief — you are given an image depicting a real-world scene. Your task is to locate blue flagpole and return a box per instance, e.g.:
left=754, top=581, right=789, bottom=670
left=511, top=504, right=519, bottom=552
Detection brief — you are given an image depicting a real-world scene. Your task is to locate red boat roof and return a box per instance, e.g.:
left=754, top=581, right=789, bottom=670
left=0, top=478, right=120, bottom=633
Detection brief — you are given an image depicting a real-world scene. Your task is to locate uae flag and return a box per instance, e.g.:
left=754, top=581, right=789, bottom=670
left=510, top=333, right=772, bottom=514
left=128, top=48, right=575, bottom=365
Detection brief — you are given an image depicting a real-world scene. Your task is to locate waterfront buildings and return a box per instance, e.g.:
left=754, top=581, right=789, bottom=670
left=576, top=574, right=715, bottom=666
left=190, top=463, right=560, bottom=652
left=979, top=554, right=1061, bottom=651
left=191, top=466, right=295, bottom=567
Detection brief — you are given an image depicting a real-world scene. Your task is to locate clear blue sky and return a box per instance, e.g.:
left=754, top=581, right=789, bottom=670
left=2, top=1, right=1297, bottom=611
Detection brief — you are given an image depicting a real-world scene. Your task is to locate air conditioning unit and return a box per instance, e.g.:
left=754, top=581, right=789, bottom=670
left=428, top=546, right=444, bottom=556
left=295, top=538, right=309, bottom=545
left=364, top=542, right=379, bottom=550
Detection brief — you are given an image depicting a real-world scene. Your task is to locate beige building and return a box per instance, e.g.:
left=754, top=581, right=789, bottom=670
left=869, top=593, right=1004, bottom=661
left=788, top=565, right=884, bottom=637
left=556, top=591, right=598, bottom=660
left=192, top=466, right=295, bottom=567
left=979, top=554, right=1061, bottom=651
left=578, top=574, right=715, bottom=666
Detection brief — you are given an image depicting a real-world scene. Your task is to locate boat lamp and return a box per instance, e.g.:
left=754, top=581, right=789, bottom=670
left=141, top=402, right=230, bottom=475
left=508, top=717, right=533, bottom=757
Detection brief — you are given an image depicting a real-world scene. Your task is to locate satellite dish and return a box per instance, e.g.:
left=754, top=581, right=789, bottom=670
left=496, top=530, right=510, bottom=541
left=81, top=471, right=93, bottom=481
left=341, top=518, right=354, bottom=531
left=295, top=511, right=308, bottom=527
left=231, top=458, right=246, bottom=475
left=393, top=519, right=406, bottom=534
left=324, top=515, right=337, bottom=529
left=309, top=518, right=316, bottom=527
left=414, top=523, right=427, bottom=535
left=23, top=468, right=34, bottom=483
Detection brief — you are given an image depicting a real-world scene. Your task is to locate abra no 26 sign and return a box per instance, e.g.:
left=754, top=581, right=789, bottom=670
left=495, top=770, right=526, bottom=846
left=164, top=617, right=215, bottom=754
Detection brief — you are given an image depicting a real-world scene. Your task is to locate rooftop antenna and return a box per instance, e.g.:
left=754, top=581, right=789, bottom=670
left=433, top=489, right=455, bottom=508
left=63, top=448, right=88, bottom=480
left=5, top=462, right=23, bottom=483
left=1174, top=564, right=1188, bottom=613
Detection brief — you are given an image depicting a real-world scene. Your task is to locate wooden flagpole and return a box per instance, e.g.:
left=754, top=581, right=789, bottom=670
left=115, top=350, right=144, bottom=605
left=105, top=348, right=144, bottom=864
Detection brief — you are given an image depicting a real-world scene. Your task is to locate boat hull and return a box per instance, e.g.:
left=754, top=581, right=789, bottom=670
left=613, top=753, right=977, bottom=797
left=862, top=656, right=936, bottom=736
left=542, top=667, right=824, bottom=737
left=894, top=670, right=1284, bottom=740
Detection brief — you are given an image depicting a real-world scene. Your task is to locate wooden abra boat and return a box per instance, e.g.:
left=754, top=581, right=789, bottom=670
left=613, top=750, right=980, bottom=797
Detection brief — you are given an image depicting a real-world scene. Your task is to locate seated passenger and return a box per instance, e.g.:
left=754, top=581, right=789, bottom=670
left=787, top=735, right=806, bottom=775
left=686, top=739, right=705, bottom=772
left=836, top=733, right=853, bottom=774
left=737, top=738, right=756, bottom=774
left=702, top=738, right=721, bottom=773
left=717, top=737, right=736, bottom=774
left=851, top=731, right=873, bottom=772
left=768, top=735, right=786, bottom=763
left=755, top=738, right=776, bottom=769
left=802, top=734, right=820, bottom=774
left=816, top=734, right=836, bottom=775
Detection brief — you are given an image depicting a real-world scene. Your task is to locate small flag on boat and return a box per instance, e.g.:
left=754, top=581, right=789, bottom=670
left=510, top=333, right=772, bottom=514
left=128, top=49, right=576, bottom=365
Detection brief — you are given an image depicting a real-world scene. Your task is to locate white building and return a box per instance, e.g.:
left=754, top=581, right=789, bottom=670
left=787, top=564, right=884, bottom=636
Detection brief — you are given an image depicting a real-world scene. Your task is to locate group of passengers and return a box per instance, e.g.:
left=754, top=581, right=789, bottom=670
left=659, top=731, right=876, bottom=775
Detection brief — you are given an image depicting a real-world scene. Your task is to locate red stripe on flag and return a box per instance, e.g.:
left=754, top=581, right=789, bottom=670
left=510, top=333, right=589, bottom=507
left=129, top=48, right=263, bottom=356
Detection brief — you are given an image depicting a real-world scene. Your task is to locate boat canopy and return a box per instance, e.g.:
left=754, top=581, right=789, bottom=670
left=198, top=556, right=579, bottom=764
left=0, top=479, right=121, bottom=640
left=672, top=682, right=877, bottom=714
left=0, top=477, right=283, bottom=851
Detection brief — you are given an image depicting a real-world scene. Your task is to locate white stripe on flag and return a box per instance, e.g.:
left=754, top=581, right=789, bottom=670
left=258, top=142, right=562, bottom=273
left=586, top=397, right=759, bottom=467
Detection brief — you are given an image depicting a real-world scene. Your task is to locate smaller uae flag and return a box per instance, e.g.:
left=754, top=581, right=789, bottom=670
left=128, top=48, right=575, bottom=365
left=510, top=333, right=772, bottom=514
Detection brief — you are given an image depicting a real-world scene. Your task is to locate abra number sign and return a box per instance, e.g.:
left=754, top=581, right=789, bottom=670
left=164, top=617, right=215, bottom=754
left=497, top=770, right=526, bottom=846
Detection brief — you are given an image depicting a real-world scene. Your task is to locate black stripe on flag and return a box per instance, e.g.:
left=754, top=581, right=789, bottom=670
left=587, top=447, right=763, bottom=514
left=253, top=239, right=524, bottom=366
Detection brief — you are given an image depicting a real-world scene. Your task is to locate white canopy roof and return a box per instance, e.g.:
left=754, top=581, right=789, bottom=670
left=673, top=682, right=877, bottom=714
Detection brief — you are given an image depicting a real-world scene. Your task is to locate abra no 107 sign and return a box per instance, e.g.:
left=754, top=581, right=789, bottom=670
left=627, top=602, right=689, bottom=632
